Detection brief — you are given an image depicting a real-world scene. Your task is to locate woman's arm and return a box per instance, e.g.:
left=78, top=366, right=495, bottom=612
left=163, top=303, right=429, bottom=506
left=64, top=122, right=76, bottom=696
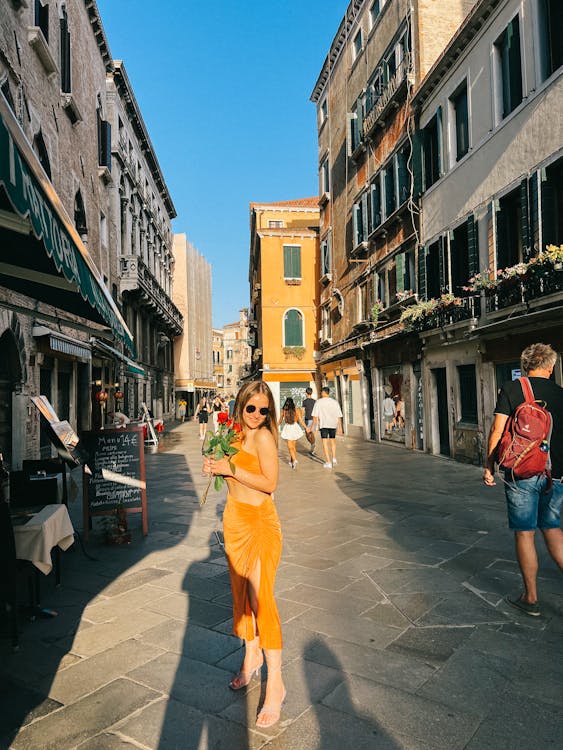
left=206, top=429, right=279, bottom=494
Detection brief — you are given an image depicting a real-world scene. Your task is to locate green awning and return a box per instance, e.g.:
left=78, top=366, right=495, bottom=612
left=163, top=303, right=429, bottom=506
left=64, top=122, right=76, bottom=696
left=92, top=338, right=145, bottom=377
left=0, top=95, right=134, bottom=354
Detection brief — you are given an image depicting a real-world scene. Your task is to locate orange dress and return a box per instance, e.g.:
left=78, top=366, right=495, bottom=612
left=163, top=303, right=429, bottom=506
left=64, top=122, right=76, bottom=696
left=223, top=444, right=283, bottom=649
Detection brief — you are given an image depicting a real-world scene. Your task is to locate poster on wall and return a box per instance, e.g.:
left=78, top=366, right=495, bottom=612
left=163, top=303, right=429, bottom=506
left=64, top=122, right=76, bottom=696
left=380, top=366, right=406, bottom=444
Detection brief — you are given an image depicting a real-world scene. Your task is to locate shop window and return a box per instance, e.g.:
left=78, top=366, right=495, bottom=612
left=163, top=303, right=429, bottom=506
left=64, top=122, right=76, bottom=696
left=495, top=16, right=522, bottom=120
left=458, top=365, right=478, bottom=424
left=537, top=0, right=563, bottom=82
left=450, top=81, right=469, bottom=162
left=381, top=367, right=406, bottom=444
left=283, top=309, right=304, bottom=347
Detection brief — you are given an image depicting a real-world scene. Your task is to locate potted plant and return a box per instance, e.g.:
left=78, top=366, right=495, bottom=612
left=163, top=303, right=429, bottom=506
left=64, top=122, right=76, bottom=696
left=371, top=299, right=385, bottom=325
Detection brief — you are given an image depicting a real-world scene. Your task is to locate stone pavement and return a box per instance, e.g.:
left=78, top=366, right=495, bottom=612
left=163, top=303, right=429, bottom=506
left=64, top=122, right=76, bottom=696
left=2, top=422, right=562, bottom=749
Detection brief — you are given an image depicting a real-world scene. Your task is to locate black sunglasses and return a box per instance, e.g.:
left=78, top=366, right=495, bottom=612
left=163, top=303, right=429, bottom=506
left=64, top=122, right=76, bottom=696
left=245, top=405, right=269, bottom=416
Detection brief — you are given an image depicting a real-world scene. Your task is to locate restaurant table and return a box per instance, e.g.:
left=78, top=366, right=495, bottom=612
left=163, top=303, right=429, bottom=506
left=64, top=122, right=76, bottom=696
left=12, top=504, right=75, bottom=576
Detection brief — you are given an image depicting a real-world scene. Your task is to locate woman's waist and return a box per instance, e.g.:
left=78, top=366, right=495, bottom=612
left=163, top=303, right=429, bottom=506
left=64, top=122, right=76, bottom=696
left=226, top=486, right=274, bottom=508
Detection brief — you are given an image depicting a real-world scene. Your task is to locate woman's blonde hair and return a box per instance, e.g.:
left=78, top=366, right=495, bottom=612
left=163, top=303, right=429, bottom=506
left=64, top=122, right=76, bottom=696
left=233, top=381, right=278, bottom=445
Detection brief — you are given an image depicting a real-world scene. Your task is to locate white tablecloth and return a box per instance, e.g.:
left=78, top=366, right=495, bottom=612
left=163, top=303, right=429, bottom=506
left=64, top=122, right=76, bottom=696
left=13, top=504, right=75, bottom=574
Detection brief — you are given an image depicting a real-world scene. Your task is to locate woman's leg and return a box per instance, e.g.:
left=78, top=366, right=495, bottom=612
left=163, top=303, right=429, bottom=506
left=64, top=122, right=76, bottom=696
left=257, top=647, right=285, bottom=727
left=288, top=440, right=296, bottom=464
left=230, top=557, right=263, bottom=688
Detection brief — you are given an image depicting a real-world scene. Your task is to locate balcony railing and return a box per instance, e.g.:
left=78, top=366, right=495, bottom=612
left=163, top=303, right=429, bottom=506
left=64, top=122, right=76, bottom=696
left=363, top=53, right=411, bottom=137
left=120, top=256, right=183, bottom=335
left=404, top=295, right=481, bottom=333
left=485, top=270, right=563, bottom=313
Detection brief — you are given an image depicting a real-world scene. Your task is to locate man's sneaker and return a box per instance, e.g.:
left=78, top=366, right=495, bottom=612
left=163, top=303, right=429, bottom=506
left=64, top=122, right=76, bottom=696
left=323, top=462, right=332, bottom=469
left=505, top=594, right=541, bottom=617
left=332, top=458, right=338, bottom=466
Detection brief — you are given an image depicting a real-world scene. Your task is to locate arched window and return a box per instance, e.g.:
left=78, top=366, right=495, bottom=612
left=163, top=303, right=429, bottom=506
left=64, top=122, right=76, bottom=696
left=33, top=131, right=51, bottom=179
left=283, top=309, right=304, bottom=347
left=74, top=189, right=87, bottom=237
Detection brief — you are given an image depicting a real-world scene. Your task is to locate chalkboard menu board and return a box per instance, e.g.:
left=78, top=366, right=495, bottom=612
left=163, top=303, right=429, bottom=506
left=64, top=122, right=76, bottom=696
left=82, top=427, right=148, bottom=540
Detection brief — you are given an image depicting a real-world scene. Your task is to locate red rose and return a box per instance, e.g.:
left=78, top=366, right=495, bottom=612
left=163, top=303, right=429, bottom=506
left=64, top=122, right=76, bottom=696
left=217, top=412, right=229, bottom=424
left=232, top=422, right=242, bottom=433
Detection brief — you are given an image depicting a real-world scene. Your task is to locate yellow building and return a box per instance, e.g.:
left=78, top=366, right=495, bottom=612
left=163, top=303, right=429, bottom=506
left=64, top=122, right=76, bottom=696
left=248, top=198, right=320, bottom=409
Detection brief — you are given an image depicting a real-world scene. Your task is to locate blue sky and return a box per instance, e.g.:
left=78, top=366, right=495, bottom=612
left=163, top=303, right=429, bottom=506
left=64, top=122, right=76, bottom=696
left=97, top=0, right=343, bottom=328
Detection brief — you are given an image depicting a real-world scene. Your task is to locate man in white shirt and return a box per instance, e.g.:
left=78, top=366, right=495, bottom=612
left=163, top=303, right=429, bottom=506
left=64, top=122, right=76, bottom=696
left=310, top=386, right=343, bottom=469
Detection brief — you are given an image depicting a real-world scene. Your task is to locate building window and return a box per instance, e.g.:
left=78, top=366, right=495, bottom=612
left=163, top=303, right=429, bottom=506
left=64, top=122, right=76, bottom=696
left=537, top=0, right=563, bottom=82
left=349, top=97, right=364, bottom=154
left=383, top=162, right=396, bottom=220
left=321, top=158, right=330, bottom=195
left=320, top=98, right=328, bottom=123
left=424, top=238, right=444, bottom=299
left=283, top=309, right=304, bottom=347
left=370, top=1, right=384, bottom=28
left=321, top=236, right=331, bottom=277
left=356, top=282, right=371, bottom=323
left=423, top=110, right=441, bottom=190
left=496, top=186, right=524, bottom=270
left=74, top=189, right=87, bottom=238
left=283, top=245, right=301, bottom=279
left=450, top=81, right=469, bottom=162
left=541, top=156, right=563, bottom=247
left=268, top=220, right=283, bottom=228
left=352, top=193, right=368, bottom=247
left=370, top=179, right=381, bottom=231
left=394, top=248, right=415, bottom=299
left=35, top=0, right=49, bottom=42
left=458, top=365, right=478, bottom=424
left=33, top=131, right=51, bottom=179
left=353, top=30, right=363, bottom=60
left=100, top=211, right=107, bottom=248
left=60, top=4, right=71, bottom=93
left=396, top=144, right=410, bottom=206
left=321, top=304, right=331, bottom=342
left=97, top=107, right=111, bottom=170
left=495, top=16, right=522, bottom=120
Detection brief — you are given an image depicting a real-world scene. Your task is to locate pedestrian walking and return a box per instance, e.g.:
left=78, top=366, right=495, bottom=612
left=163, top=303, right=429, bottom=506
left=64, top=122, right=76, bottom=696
left=194, top=397, right=210, bottom=440
left=302, top=387, right=317, bottom=454
left=203, top=381, right=285, bottom=728
left=483, top=343, right=563, bottom=616
left=177, top=399, right=187, bottom=422
left=311, top=386, right=343, bottom=468
left=211, top=394, right=222, bottom=434
left=278, top=397, right=305, bottom=469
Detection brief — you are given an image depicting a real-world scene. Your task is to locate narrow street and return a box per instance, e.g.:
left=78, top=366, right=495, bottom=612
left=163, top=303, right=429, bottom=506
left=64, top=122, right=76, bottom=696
left=2, top=422, right=562, bottom=749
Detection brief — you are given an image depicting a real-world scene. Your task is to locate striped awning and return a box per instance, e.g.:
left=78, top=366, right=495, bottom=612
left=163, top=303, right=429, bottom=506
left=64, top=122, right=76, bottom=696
left=32, top=325, right=91, bottom=360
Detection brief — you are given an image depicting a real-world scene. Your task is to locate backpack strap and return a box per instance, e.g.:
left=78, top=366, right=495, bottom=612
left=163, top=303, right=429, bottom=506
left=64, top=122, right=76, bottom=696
left=519, top=377, right=535, bottom=404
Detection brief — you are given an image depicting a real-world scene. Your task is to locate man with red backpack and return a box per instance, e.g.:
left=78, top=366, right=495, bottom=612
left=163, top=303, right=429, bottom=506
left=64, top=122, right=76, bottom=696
left=484, top=343, right=563, bottom=617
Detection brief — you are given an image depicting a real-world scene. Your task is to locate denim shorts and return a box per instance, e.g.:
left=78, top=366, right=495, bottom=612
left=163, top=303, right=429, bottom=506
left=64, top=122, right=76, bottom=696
left=320, top=428, right=336, bottom=439
left=504, top=473, right=563, bottom=531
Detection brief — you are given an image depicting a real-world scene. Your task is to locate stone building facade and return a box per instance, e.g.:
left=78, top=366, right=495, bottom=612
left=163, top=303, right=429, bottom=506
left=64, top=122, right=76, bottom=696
left=310, top=0, right=475, bottom=442
left=223, top=308, right=252, bottom=393
left=0, top=1, right=179, bottom=469
left=172, top=234, right=213, bottom=416
left=411, top=0, right=563, bottom=463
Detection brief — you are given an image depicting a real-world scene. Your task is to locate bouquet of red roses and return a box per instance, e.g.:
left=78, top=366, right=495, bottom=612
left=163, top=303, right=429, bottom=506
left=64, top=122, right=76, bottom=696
left=201, top=412, right=241, bottom=506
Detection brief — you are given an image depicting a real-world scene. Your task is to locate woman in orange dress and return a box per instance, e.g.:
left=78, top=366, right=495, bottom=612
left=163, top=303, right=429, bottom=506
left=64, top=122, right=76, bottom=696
left=203, top=381, right=285, bottom=728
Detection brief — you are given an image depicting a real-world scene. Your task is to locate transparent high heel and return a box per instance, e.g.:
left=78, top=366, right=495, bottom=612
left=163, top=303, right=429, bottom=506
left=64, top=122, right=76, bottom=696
left=228, top=654, right=264, bottom=690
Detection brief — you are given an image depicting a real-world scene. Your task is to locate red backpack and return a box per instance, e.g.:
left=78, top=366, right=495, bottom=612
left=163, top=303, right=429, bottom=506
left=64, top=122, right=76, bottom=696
left=497, top=377, right=552, bottom=479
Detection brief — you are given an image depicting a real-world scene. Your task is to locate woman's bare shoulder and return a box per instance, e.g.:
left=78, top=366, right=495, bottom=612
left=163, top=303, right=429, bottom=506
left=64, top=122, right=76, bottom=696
left=255, top=427, right=277, bottom=450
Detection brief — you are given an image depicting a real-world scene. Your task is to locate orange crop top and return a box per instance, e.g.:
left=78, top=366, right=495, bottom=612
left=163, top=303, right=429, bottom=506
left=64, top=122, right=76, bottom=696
left=230, top=442, right=261, bottom=475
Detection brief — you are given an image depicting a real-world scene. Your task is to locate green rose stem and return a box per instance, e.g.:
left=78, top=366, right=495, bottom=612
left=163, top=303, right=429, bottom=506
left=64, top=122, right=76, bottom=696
left=200, top=423, right=239, bottom=506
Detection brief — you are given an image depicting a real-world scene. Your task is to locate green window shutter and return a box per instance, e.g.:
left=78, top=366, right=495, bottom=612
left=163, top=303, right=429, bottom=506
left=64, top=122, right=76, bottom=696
left=417, top=245, right=427, bottom=300
left=396, top=253, right=405, bottom=292
left=541, top=166, right=557, bottom=249
left=397, top=148, right=409, bottom=204
left=530, top=171, right=539, bottom=254
left=520, top=178, right=530, bottom=260
left=496, top=200, right=510, bottom=269
left=371, top=181, right=381, bottom=227
left=439, top=235, right=448, bottom=292
left=412, top=129, right=423, bottom=197
left=284, top=310, right=303, bottom=346
left=436, top=106, right=443, bottom=176
left=284, top=246, right=301, bottom=278
left=361, top=192, right=369, bottom=236
left=467, top=214, right=479, bottom=278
